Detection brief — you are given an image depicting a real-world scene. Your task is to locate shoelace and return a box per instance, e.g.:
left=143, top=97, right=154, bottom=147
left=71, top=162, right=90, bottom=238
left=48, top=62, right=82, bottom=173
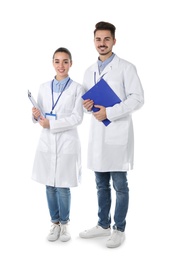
left=109, top=230, right=117, bottom=240
left=50, top=224, right=58, bottom=234
left=61, top=225, right=67, bottom=235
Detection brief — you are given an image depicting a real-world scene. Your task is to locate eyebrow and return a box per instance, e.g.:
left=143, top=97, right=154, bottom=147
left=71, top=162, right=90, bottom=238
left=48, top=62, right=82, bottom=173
left=54, top=58, right=69, bottom=61
left=95, top=36, right=111, bottom=40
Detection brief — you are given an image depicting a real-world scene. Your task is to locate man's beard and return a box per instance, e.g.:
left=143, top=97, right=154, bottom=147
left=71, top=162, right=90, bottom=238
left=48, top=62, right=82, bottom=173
left=98, top=49, right=111, bottom=56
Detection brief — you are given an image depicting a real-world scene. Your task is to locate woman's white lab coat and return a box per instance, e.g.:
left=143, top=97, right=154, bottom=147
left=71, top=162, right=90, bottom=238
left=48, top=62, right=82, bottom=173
left=83, top=54, right=144, bottom=172
left=32, top=80, right=84, bottom=187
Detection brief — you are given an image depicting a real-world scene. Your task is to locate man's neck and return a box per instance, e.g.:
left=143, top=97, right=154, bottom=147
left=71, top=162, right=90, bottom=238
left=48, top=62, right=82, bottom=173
left=99, top=52, right=113, bottom=62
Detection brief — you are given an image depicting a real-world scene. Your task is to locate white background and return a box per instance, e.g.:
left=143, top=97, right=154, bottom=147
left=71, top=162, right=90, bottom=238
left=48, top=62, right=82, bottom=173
left=0, top=0, right=175, bottom=259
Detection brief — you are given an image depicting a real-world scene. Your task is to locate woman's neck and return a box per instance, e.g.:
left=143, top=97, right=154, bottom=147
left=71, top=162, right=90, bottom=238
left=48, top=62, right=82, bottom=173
left=55, top=75, right=69, bottom=81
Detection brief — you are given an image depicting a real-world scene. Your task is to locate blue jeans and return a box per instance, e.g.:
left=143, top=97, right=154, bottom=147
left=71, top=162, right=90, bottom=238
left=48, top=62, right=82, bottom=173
left=95, top=171, right=129, bottom=232
left=46, top=186, right=71, bottom=224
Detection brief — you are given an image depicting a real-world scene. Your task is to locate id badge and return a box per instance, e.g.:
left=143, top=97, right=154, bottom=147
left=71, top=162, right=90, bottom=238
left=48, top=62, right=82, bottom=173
left=45, top=113, right=57, bottom=120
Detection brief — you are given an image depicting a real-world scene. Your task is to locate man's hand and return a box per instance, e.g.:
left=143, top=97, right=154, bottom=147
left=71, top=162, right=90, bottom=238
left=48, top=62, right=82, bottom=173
left=83, top=99, right=94, bottom=111
left=93, top=105, right=107, bottom=121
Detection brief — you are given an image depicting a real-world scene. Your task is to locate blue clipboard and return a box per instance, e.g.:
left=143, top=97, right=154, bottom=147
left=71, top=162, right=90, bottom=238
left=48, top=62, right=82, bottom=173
left=82, top=78, right=121, bottom=126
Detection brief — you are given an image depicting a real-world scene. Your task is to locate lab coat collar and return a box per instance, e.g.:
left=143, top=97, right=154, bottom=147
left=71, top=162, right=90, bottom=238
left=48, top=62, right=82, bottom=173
left=90, top=54, right=120, bottom=83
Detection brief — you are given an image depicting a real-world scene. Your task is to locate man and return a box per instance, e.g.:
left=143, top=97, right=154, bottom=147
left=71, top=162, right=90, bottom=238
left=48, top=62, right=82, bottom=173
left=79, top=21, right=144, bottom=248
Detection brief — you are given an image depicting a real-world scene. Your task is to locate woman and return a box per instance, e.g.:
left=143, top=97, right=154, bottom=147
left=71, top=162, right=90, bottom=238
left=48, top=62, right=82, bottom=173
left=31, top=47, right=84, bottom=242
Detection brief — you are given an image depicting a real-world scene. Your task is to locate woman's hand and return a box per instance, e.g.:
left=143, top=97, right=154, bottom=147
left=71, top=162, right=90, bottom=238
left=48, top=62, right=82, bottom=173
left=39, top=116, right=50, bottom=129
left=32, top=107, right=41, bottom=120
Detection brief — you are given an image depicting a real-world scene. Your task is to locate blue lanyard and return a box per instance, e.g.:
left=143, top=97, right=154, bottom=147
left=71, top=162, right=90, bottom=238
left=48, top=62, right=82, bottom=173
left=51, top=77, right=70, bottom=113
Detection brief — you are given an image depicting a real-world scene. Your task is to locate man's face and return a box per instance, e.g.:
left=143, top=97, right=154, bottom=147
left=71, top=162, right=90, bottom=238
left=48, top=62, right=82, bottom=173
left=94, top=30, right=116, bottom=57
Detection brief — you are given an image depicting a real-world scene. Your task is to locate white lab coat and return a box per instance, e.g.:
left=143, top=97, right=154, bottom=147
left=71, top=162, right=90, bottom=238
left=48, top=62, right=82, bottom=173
left=83, top=54, right=144, bottom=172
left=32, top=80, right=84, bottom=187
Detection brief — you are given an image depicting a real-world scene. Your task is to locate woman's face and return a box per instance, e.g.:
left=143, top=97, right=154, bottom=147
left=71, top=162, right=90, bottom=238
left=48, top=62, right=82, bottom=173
left=53, top=52, right=72, bottom=80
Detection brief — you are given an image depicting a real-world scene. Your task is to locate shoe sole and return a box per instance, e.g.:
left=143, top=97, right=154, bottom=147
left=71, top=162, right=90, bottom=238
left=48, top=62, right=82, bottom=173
left=47, top=237, right=59, bottom=242
left=106, top=237, right=125, bottom=248
left=79, top=232, right=111, bottom=239
left=60, top=237, right=71, bottom=242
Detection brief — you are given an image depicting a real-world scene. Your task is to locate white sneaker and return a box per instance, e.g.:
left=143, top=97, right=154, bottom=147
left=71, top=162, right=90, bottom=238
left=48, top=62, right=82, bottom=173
left=79, top=225, right=111, bottom=238
left=60, top=224, right=71, bottom=242
left=47, top=223, right=61, bottom=241
left=106, top=230, right=125, bottom=248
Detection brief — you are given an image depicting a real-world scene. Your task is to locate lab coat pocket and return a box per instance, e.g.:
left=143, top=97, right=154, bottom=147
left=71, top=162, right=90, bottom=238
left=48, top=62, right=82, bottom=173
left=37, top=131, right=49, bottom=152
left=105, top=119, right=128, bottom=145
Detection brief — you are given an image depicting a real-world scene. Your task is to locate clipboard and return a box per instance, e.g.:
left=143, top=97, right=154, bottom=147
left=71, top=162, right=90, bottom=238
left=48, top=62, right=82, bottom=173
left=28, top=90, right=44, bottom=116
left=82, top=78, right=121, bottom=126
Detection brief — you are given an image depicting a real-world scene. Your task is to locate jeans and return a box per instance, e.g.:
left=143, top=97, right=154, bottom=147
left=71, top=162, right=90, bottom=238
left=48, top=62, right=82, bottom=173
left=46, top=186, right=71, bottom=224
left=95, top=171, right=129, bottom=232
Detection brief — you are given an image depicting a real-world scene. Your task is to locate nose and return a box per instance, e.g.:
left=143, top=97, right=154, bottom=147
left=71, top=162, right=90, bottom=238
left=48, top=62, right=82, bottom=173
left=100, top=39, right=106, bottom=46
left=58, top=62, right=64, bottom=68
